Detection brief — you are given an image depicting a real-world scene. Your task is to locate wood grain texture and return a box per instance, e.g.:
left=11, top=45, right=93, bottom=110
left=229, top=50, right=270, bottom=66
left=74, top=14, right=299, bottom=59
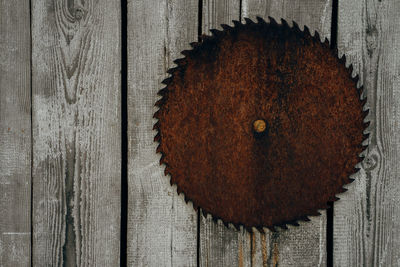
left=127, top=0, right=198, bottom=265
left=0, top=0, right=31, bottom=266
left=202, top=0, right=241, bottom=33
left=334, top=0, right=400, bottom=266
left=31, top=1, right=121, bottom=266
left=241, top=0, right=331, bottom=266
left=199, top=1, right=253, bottom=266
left=200, top=215, right=251, bottom=266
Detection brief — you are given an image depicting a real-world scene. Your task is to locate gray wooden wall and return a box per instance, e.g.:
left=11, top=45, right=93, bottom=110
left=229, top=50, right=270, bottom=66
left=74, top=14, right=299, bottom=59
left=0, top=0, right=399, bottom=266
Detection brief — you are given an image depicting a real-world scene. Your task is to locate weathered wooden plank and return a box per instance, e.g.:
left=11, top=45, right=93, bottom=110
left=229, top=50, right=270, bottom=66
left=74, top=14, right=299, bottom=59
left=127, top=0, right=198, bottom=265
left=199, top=1, right=253, bottom=266
left=0, top=0, right=31, bottom=266
left=31, top=1, right=121, bottom=266
left=334, top=0, right=400, bottom=265
left=200, top=215, right=251, bottom=266
left=202, top=0, right=241, bottom=32
left=241, top=1, right=331, bottom=266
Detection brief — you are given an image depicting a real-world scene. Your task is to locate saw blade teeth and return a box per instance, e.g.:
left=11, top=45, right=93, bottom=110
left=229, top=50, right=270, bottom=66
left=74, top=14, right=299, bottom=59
left=153, top=121, right=160, bottom=130
left=164, top=166, right=171, bottom=176
left=339, top=187, right=348, bottom=194
left=210, top=29, right=222, bottom=36
left=333, top=46, right=339, bottom=56
left=364, top=121, right=371, bottom=128
left=353, top=74, right=359, bottom=83
left=181, top=49, right=191, bottom=56
left=292, top=21, right=301, bottom=32
left=279, top=223, right=288, bottom=230
left=222, top=220, right=230, bottom=229
left=303, top=25, right=311, bottom=35
left=173, top=58, right=185, bottom=65
left=348, top=63, right=354, bottom=75
left=314, top=30, right=321, bottom=41
left=268, top=16, right=278, bottom=25
left=154, top=132, right=161, bottom=142
left=161, top=77, right=173, bottom=85
left=244, top=17, right=254, bottom=25
left=363, top=109, right=370, bottom=118
left=232, top=20, right=241, bottom=27
left=221, top=24, right=233, bottom=31
left=156, top=144, right=162, bottom=154
left=324, top=37, right=330, bottom=46
left=339, top=54, right=346, bottom=64
left=155, top=98, right=165, bottom=107
left=256, top=226, right=266, bottom=233
left=361, top=97, right=368, bottom=107
left=200, top=34, right=213, bottom=42
left=189, top=42, right=198, bottom=48
left=159, top=154, right=166, bottom=165
left=256, top=16, right=267, bottom=24
left=157, top=88, right=167, bottom=96
left=167, top=67, right=178, bottom=74
left=357, top=85, right=365, bottom=98
left=232, top=223, right=241, bottom=231
left=153, top=109, right=161, bottom=119
left=280, top=18, right=289, bottom=27
left=201, top=209, right=208, bottom=219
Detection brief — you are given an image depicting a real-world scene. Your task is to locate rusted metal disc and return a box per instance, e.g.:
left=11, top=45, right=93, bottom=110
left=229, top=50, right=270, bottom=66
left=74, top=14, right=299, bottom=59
left=154, top=17, right=368, bottom=231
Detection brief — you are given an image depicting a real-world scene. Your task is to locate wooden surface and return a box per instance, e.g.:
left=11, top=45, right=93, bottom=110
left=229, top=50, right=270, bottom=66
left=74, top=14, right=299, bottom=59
left=334, top=0, right=400, bottom=266
left=0, top=0, right=31, bottom=266
left=127, top=0, right=198, bottom=265
left=31, top=1, right=121, bottom=266
left=1, top=0, right=400, bottom=266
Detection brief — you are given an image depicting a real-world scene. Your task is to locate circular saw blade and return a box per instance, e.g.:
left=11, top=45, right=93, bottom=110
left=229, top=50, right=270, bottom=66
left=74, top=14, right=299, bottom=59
left=154, top=17, right=368, bottom=231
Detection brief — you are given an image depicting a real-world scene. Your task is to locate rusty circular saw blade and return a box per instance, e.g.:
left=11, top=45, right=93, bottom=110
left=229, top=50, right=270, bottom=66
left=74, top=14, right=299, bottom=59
left=154, top=17, right=369, bottom=231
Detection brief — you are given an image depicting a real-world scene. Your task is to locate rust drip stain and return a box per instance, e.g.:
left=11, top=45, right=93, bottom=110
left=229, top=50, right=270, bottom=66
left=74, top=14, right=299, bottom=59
left=154, top=17, right=368, bottom=230
left=238, top=241, right=244, bottom=267
left=251, top=232, right=256, bottom=264
left=261, top=234, right=268, bottom=267
left=272, top=242, right=279, bottom=267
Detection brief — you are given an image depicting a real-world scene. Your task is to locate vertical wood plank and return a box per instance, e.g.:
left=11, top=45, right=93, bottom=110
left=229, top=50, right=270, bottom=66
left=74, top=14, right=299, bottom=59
left=334, top=0, right=400, bottom=265
left=199, top=1, right=252, bottom=266
left=241, top=1, right=332, bottom=266
left=202, top=0, right=241, bottom=32
left=0, top=0, right=31, bottom=266
left=200, top=216, right=251, bottom=266
left=127, top=0, right=198, bottom=266
left=31, top=1, right=121, bottom=266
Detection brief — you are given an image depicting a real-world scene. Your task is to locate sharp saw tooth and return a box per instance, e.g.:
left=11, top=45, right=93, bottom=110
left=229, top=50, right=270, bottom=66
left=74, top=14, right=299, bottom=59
left=292, top=21, right=301, bottom=32
left=303, top=25, right=311, bottom=35
left=281, top=18, right=289, bottom=27
left=244, top=17, right=254, bottom=24
left=221, top=24, right=232, bottom=30
left=314, top=30, right=321, bottom=41
left=268, top=16, right=278, bottom=25
left=232, top=20, right=241, bottom=27
left=256, top=16, right=266, bottom=24
left=210, top=29, right=222, bottom=36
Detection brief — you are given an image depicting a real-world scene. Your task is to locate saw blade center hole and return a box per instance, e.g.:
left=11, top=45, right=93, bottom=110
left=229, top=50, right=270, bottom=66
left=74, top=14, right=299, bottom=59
left=253, top=119, right=267, bottom=133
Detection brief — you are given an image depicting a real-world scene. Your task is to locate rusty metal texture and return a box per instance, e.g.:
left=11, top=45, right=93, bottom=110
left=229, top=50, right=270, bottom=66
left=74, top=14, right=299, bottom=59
left=154, top=17, right=369, bottom=231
